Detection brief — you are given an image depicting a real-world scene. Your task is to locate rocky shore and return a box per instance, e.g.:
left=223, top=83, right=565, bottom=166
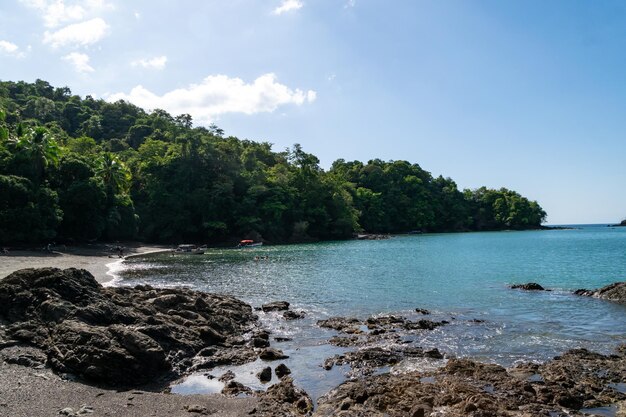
left=1, top=268, right=625, bottom=416
left=315, top=347, right=626, bottom=416
left=574, top=281, right=626, bottom=305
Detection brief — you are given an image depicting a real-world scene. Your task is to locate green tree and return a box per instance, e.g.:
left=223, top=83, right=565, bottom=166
left=14, top=126, right=61, bottom=183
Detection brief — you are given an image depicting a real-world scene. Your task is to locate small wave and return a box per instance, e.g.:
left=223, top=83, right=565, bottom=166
left=103, top=259, right=125, bottom=287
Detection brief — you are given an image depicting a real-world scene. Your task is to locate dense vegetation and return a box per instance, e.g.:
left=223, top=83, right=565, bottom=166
left=0, top=80, right=547, bottom=245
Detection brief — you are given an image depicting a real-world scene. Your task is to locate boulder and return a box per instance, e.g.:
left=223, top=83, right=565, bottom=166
left=511, top=282, right=545, bottom=291
left=275, top=363, right=291, bottom=378
left=0, top=268, right=257, bottom=387
left=257, top=366, right=272, bottom=383
left=283, top=310, right=305, bottom=320
left=259, top=348, right=289, bottom=360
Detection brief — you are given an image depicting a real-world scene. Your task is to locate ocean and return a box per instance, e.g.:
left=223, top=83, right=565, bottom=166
left=110, top=224, right=626, bottom=400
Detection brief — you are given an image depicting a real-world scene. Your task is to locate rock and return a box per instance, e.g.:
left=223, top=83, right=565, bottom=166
left=257, top=377, right=313, bottom=416
left=511, top=282, right=545, bottom=291
left=261, top=301, right=290, bottom=312
left=275, top=363, right=291, bottom=378
left=415, top=308, right=430, bottom=315
left=251, top=337, right=270, bottom=348
left=218, top=370, right=235, bottom=382
left=59, top=407, right=75, bottom=416
left=257, top=366, right=272, bottom=383
left=259, top=348, right=289, bottom=360
left=0, top=268, right=257, bottom=387
left=221, top=380, right=252, bottom=397
left=316, top=346, right=626, bottom=417
left=317, top=317, right=362, bottom=332
left=4, top=351, right=46, bottom=367
left=77, top=405, right=94, bottom=415
left=574, top=281, right=626, bottom=304
left=283, top=310, right=305, bottom=320
left=409, top=404, right=431, bottom=417
left=184, top=404, right=208, bottom=414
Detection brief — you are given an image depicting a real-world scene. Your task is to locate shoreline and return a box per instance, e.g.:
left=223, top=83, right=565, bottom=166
left=0, top=242, right=169, bottom=284
left=0, top=268, right=624, bottom=416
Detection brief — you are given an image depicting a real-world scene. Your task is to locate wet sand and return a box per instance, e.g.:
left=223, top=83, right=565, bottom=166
left=0, top=243, right=169, bottom=284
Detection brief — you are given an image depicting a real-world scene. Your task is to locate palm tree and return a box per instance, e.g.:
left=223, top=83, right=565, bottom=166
left=95, top=152, right=131, bottom=195
left=16, top=126, right=61, bottom=183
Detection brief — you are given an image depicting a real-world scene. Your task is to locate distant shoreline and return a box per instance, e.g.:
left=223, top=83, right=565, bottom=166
left=0, top=242, right=168, bottom=284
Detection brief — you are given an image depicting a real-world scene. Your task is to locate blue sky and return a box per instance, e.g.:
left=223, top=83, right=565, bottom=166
left=1, top=0, right=625, bottom=224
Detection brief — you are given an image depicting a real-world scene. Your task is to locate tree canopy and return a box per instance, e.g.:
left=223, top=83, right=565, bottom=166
left=0, top=79, right=547, bottom=245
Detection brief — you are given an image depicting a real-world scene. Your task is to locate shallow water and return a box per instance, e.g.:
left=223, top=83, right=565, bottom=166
left=114, top=225, right=626, bottom=399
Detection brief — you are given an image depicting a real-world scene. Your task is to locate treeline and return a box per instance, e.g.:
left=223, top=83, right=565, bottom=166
left=0, top=80, right=546, bottom=245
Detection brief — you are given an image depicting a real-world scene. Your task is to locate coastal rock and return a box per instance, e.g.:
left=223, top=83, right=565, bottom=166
left=259, top=348, right=289, bottom=361
left=0, top=268, right=257, bottom=386
left=256, top=377, right=313, bottom=416
left=574, top=281, right=626, bottom=304
left=257, top=366, right=272, bottom=383
left=282, top=310, right=305, bottom=320
left=415, top=308, right=430, bottom=315
left=315, top=346, right=626, bottom=416
left=275, top=364, right=291, bottom=378
left=324, top=346, right=445, bottom=377
left=317, top=317, right=362, bottom=332
left=511, top=282, right=545, bottom=291
left=221, top=380, right=252, bottom=397
left=261, top=301, right=290, bottom=312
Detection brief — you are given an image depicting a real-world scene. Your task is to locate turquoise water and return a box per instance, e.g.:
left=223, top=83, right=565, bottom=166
left=115, top=225, right=626, bottom=398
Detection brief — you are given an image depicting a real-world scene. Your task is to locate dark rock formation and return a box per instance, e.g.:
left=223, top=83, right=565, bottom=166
left=221, top=380, right=252, bottom=397
left=510, top=282, right=545, bottom=291
left=275, top=363, right=291, bottom=378
left=257, top=366, right=272, bottom=383
left=415, top=308, right=430, bottom=315
left=0, top=268, right=257, bottom=387
left=282, top=310, right=305, bottom=320
left=315, top=347, right=626, bottom=416
left=261, top=301, right=290, bottom=312
left=574, top=281, right=626, bottom=304
left=255, top=377, right=313, bottom=416
left=323, top=346, right=444, bottom=377
left=317, top=317, right=362, bottom=332
left=259, top=348, right=289, bottom=361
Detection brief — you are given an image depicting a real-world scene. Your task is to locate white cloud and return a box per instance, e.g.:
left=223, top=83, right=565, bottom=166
left=107, top=73, right=316, bottom=124
left=131, top=55, right=167, bottom=70
left=0, top=40, right=27, bottom=58
left=63, top=52, right=94, bottom=73
left=20, top=0, right=113, bottom=28
left=345, top=0, right=356, bottom=8
left=273, top=0, right=303, bottom=15
left=0, top=40, right=19, bottom=54
left=43, top=18, right=109, bottom=48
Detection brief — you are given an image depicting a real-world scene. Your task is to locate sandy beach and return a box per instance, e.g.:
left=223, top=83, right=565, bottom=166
left=0, top=243, right=169, bottom=284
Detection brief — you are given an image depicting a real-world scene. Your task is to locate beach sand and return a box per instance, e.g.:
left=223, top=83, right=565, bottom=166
left=0, top=347, right=257, bottom=417
left=0, top=243, right=169, bottom=284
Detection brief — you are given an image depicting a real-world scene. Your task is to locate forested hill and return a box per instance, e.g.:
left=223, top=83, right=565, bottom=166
left=0, top=79, right=547, bottom=245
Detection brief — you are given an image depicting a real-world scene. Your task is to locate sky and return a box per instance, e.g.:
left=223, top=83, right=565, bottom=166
left=1, top=0, right=625, bottom=224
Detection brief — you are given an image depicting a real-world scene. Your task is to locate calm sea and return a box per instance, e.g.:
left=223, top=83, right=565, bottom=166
left=111, top=225, right=626, bottom=399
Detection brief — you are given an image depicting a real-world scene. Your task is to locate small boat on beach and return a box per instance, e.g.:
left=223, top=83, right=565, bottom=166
left=173, top=244, right=205, bottom=255
left=237, top=239, right=263, bottom=248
